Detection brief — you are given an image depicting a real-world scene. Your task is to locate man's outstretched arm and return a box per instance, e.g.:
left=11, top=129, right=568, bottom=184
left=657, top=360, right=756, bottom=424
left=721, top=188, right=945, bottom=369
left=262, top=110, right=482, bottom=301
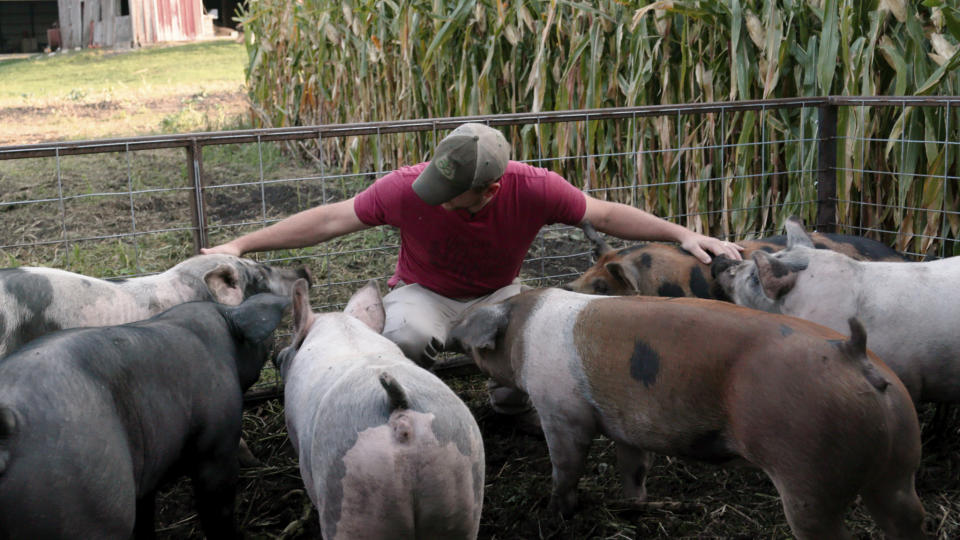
left=201, top=198, right=371, bottom=256
left=581, top=195, right=743, bottom=264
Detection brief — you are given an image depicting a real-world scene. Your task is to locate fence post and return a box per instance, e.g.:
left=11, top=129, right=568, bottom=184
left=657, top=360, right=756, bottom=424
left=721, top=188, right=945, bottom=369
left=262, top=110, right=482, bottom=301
left=816, top=104, right=838, bottom=233
left=186, top=139, right=208, bottom=253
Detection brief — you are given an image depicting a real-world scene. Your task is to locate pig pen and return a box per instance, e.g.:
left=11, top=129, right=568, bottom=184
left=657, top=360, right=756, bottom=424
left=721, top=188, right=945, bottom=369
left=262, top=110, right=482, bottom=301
left=149, top=228, right=960, bottom=540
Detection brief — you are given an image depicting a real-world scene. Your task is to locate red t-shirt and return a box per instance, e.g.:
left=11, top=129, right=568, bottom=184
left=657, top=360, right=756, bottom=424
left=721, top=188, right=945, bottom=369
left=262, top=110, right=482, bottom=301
left=354, top=160, right=587, bottom=298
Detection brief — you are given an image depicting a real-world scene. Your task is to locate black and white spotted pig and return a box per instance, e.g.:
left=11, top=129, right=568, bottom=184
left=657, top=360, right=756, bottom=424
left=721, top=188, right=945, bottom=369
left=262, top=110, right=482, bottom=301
left=450, top=288, right=925, bottom=540
left=564, top=220, right=906, bottom=298
left=0, top=293, right=291, bottom=539
left=276, top=280, right=485, bottom=540
left=0, top=253, right=310, bottom=358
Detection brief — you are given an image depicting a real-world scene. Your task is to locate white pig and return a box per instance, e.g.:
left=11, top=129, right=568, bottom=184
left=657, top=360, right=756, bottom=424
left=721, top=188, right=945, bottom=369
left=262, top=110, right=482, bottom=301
left=276, top=280, right=485, bottom=540
left=713, top=217, right=960, bottom=403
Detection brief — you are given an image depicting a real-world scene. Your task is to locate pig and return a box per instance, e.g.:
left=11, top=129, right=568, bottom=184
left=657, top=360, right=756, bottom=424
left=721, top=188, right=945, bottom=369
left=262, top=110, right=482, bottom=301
left=0, top=253, right=310, bottom=358
left=450, top=288, right=925, bottom=539
left=276, top=280, right=485, bottom=540
left=0, top=292, right=291, bottom=539
left=713, top=216, right=960, bottom=404
left=564, top=220, right=907, bottom=298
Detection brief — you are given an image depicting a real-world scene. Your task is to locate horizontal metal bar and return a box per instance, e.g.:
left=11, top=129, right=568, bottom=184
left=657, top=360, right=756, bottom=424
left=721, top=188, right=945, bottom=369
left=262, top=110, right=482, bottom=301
left=828, top=96, right=960, bottom=107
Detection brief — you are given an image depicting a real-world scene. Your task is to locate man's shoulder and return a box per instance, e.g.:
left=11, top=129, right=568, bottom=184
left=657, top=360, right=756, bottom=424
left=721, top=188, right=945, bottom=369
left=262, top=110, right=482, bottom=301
left=502, top=161, right=576, bottom=194
left=355, top=163, right=428, bottom=221
left=503, top=160, right=549, bottom=179
left=385, top=162, right=429, bottom=183
left=366, top=163, right=428, bottom=196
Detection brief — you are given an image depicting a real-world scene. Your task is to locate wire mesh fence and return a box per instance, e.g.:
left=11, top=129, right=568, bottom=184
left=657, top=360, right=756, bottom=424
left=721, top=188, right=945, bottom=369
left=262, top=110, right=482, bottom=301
left=834, top=98, right=960, bottom=261
left=2, top=96, right=959, bottom=392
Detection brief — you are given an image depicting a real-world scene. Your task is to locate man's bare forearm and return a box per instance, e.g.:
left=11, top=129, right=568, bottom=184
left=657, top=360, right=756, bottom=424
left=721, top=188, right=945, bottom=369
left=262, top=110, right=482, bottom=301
left=203, top=199, right=369, bottom=256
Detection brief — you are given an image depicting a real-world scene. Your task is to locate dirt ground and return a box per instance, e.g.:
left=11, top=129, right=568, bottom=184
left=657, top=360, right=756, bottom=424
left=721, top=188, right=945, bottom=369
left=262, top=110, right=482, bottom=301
left=153, top=375, right=959, bottom=540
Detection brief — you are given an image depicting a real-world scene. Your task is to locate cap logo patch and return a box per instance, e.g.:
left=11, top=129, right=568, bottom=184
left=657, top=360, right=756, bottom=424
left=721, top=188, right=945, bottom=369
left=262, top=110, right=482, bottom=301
left=434, top=155, right=456, bottom=179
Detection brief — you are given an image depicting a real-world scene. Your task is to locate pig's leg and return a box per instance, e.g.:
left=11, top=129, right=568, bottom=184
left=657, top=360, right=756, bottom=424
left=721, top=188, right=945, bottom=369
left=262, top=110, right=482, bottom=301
left=541, top=412, right=596, bottom=517
left=615, top=443, right=654, bottom=503
left=861, top=486, right=926, bottom=540
left=859, top=465, right=926, bottom=539
left=774, top=480, right=852, bottom=540
left=191, top=452, right=240, bottom=540
left=859, top=401, right=926, bottom=539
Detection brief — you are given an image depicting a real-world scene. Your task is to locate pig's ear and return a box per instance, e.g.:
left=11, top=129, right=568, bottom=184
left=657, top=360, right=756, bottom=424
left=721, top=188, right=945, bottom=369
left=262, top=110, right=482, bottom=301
left=710, top=254, right=739, bottom=278
left=605, top=261, right=642, bottom=292
left=228, top=293, right=292, bottom=344
left=344, top=280, right=385, bottom=334
left=450, top=303, right=511, bottom=351
left=753, top=251, right=797, bottom=300
left=290, top=279, right=316, bottom=349
left=784, top=217, right=815, bottom=249
left=204, top=264, right=245, bottom=306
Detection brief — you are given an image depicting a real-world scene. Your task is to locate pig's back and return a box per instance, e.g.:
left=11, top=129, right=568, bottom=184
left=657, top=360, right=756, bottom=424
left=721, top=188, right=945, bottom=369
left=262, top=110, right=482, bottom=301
left=553, top=294, right=897, bottom=455
left=0, top=309, right=236, bottom=456
left=0, top=267, right=147, bottom=357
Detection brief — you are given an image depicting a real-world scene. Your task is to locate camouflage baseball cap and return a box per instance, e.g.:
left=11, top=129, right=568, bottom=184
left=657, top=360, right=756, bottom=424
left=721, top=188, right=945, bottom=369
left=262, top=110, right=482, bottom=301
left=412, top=123, right=510, bottom=205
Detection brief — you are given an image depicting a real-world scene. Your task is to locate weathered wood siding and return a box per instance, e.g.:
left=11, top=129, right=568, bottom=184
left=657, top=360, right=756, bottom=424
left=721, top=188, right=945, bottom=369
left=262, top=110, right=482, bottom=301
left=135, top=0, right=203, bottom=44
left=57, top=0, right=204, bottom=49
left=56, top=0, right=81, bottom=49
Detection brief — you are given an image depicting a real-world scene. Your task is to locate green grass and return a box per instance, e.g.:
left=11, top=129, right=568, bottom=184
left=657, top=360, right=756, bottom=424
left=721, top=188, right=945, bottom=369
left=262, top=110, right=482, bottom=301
left=0, top=41, right=246, bottom=104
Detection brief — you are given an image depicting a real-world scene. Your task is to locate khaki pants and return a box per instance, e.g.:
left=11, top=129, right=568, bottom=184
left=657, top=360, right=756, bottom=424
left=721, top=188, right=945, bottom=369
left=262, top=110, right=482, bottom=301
left=382, top=281, right=531, bottom=415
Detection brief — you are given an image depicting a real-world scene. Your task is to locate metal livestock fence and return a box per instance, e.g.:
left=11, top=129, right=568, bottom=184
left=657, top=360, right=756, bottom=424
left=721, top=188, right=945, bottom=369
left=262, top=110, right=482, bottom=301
left=2, top=95, right=959, bottom=392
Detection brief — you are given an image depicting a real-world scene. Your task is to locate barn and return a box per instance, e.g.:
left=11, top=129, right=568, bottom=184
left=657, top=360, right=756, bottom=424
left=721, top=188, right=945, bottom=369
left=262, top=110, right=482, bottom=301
left=56, top=0, right=212, bottom=50
left=0, top=0, right=243, bottom=53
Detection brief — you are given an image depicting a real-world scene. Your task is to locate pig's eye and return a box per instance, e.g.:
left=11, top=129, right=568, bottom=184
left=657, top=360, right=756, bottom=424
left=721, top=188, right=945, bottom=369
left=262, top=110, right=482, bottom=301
left=592, top=279, right=609, bottom=294
left=749, top=272, right=760, bottom=287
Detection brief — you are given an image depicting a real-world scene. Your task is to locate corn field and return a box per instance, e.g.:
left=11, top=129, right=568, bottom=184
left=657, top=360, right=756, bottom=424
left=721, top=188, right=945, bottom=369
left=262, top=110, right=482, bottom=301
left=240, top=0, right=960, bottom=255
